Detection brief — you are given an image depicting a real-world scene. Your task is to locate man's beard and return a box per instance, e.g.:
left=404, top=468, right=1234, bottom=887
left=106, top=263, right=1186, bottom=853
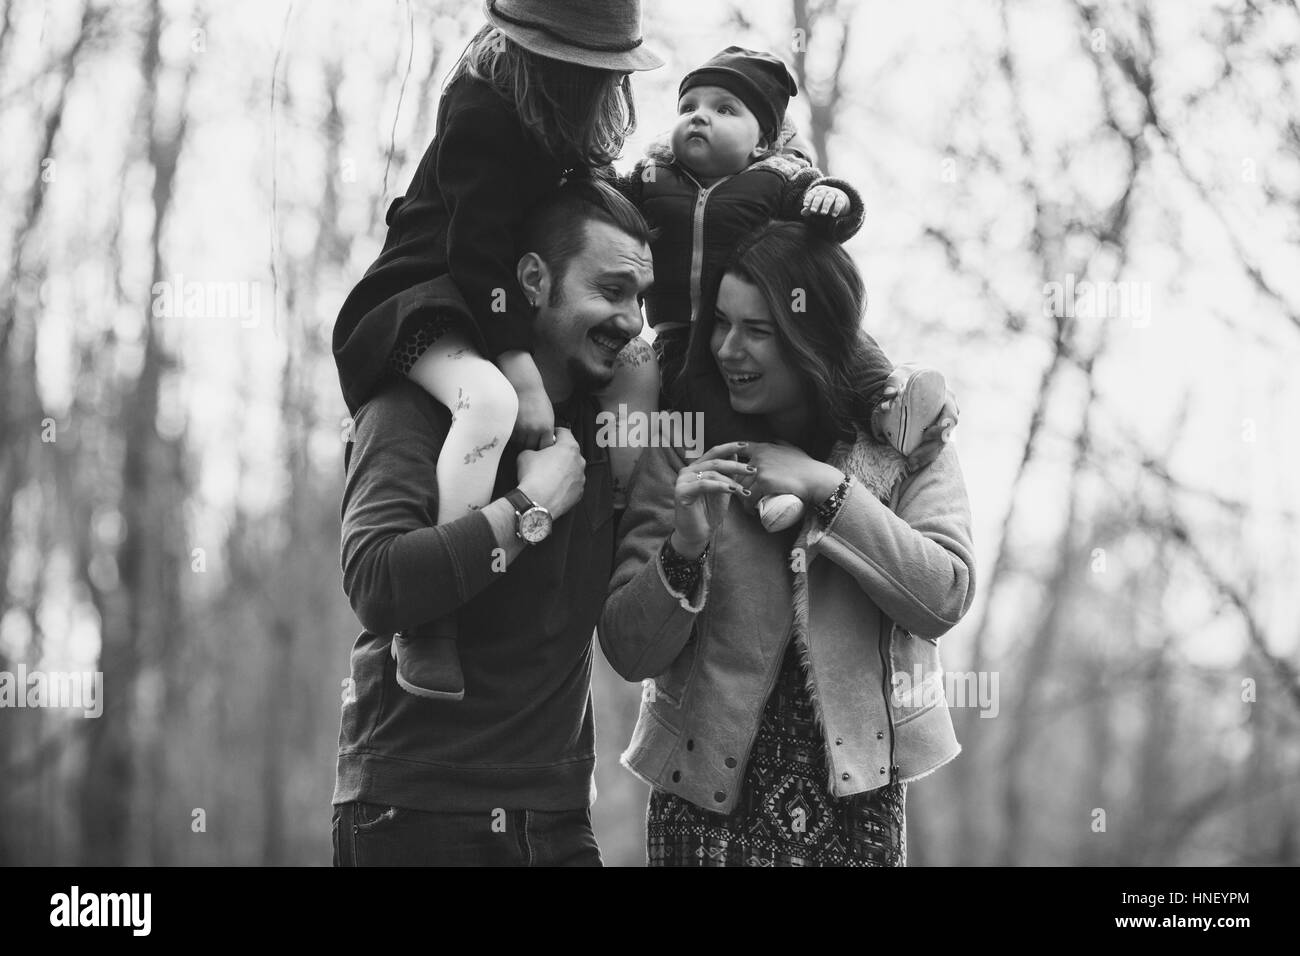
left=566, top=351, right=616, bottom=395
left=544, top=285, right=618, bottom=395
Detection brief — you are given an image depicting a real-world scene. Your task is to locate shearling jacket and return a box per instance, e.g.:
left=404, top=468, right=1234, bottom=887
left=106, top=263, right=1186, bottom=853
left=597, top=432, right=975, bottom=814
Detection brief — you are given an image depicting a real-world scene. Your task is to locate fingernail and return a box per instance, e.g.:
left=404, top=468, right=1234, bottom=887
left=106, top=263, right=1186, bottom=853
left=746, top=465, right=757, bottom=472
left=741, top=489, right=752, bottom=496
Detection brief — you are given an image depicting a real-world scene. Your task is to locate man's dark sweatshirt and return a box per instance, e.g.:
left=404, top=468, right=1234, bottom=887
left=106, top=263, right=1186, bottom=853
left=333, top=379, right=615, bottom=812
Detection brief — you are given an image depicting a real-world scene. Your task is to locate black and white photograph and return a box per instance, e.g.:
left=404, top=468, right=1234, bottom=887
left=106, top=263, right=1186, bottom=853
left=0, top=0, right=1296, bottom=911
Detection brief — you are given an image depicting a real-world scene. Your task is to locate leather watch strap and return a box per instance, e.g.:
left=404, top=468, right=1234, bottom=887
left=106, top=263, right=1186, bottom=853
left=505, top=487, right=535, bottom=516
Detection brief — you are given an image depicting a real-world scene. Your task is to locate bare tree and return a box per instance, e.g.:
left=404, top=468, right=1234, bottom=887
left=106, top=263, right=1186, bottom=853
left=77, top=0, right=194, bottom=866
left=0, top=0, right=105, bottom=865
left=790, top=0, right=853, bottom=173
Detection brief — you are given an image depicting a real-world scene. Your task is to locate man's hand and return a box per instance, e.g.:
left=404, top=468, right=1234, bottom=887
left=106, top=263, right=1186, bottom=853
left=517, top=427, right=586, bottom=519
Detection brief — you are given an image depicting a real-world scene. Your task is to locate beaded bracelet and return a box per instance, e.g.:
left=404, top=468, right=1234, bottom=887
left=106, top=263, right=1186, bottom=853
left=814, top=473, right=853, bottom=526
left=659, top=536, right=708, bottom=596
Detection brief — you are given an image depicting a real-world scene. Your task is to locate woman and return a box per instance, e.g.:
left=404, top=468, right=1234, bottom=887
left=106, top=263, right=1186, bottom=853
left=597, top=222, right=976, bottom=866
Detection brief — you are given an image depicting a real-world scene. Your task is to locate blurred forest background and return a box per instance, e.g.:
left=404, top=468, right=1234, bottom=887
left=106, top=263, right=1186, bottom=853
left=2, top=0, right=1298, bottom=866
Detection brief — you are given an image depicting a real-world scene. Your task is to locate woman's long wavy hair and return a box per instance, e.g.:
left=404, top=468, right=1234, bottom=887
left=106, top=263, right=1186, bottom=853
left=447, top=26, right=636, bottom=166
left=682, top=221, right=895, bottom=451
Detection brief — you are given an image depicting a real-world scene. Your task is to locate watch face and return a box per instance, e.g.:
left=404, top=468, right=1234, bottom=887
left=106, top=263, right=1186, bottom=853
left=519, top=508, right=551, bottom=543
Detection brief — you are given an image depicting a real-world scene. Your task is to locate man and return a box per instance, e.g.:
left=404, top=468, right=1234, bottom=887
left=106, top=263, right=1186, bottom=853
left=331, top=179, right=655, bottom=866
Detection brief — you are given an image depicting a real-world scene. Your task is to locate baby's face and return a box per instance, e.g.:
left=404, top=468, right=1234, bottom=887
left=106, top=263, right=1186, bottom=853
left=671, top=85, right=763, bottom=182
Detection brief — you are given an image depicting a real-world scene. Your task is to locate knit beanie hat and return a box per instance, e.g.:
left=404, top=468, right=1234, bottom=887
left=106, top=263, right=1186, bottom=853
left=679, top=46, right=798, bottom=141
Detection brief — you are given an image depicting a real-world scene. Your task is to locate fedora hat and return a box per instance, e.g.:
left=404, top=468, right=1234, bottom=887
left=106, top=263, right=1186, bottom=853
left=484, top=0, right=664, bottom=72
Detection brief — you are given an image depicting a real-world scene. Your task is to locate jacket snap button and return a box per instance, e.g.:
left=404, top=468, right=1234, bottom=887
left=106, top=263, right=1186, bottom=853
left=835, top=737, right=843, bottom=746
left=714, top=791, right=726, bottom=802
left=672, top=770, right=681, bottom=782
left=686, top=739, right=694, bottom=751
left=841, top=772, right=850, bottom=781
left=724, top=757, right=737, bottom=768
left=876, top=731, right=885, bottom=740
left=879, top=767, right=887, bottom=775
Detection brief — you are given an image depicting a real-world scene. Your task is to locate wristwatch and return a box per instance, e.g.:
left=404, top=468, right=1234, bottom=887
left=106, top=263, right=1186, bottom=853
left=505, top=488, right=552, bottom=544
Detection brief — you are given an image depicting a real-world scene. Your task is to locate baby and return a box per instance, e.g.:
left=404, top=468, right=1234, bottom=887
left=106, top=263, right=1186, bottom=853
left=619, top=47, right=957, bottom=529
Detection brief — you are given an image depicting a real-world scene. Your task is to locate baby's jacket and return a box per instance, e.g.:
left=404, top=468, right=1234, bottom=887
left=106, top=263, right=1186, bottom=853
left=618, top=143, right=865, bottom=334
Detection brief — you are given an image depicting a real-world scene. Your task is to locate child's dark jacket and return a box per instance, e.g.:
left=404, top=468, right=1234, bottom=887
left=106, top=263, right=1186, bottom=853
left=619, top=144, right=865, bottom=332
left=332, top=74, right=571, bottom=414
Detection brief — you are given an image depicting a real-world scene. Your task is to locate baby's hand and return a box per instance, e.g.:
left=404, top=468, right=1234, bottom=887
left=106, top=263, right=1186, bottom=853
left=801, top=185, right=849, bottom=218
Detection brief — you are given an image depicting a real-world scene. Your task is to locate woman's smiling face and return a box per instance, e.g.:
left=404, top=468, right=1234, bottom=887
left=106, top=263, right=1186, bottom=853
left=710, top=272, right=806, bottom=419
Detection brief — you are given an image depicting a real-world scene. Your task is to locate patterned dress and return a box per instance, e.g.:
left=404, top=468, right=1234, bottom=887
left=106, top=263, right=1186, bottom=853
left=646, top=639, right=907, bottom=867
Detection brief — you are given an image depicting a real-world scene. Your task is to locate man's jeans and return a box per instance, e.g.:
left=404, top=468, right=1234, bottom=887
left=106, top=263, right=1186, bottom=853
left=332, top=802, right=602, bottom=866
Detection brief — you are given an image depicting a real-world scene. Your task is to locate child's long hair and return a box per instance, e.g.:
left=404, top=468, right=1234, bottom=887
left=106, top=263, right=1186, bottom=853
left=448, top=26, right=636, bottom=166
left=682, top=221, right=894, bottom=449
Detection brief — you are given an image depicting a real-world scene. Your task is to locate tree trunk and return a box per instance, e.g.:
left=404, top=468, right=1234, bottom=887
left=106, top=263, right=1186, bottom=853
left=79, top=0, right=189, bottom=865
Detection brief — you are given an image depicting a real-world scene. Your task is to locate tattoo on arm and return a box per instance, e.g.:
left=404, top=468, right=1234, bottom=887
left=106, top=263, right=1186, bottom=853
left=615, top=338, right=653, bottom=369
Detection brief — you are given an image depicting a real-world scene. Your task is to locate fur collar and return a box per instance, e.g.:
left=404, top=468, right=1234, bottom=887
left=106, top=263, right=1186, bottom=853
left=789, top=428, right=908, bottom=790
left=824, top=427, right=910, bottom=505
left=638, top=140, right=810, bottom=180
left=643, top=140, right=675, bottom=166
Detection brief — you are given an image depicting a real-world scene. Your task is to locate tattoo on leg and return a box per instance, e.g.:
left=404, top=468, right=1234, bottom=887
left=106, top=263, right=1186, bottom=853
left=463, top=437, right=501, bottom=465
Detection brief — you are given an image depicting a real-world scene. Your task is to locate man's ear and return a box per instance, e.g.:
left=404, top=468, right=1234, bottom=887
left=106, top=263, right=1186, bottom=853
left=516, top=252, right=550, bottom=308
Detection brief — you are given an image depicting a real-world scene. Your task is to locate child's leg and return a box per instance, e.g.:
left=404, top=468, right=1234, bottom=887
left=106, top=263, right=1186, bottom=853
left=593, top=337, right=661, bottom=509
left=391, top=329, right=517, bottom=702
left=408, top=329, right=519, bottom=522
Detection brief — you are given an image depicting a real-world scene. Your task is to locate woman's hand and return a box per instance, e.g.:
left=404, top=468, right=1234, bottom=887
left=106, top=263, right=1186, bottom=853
left=671, top=441, right=753, bottom=558
left=742, top=441, right=844, bottom=505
